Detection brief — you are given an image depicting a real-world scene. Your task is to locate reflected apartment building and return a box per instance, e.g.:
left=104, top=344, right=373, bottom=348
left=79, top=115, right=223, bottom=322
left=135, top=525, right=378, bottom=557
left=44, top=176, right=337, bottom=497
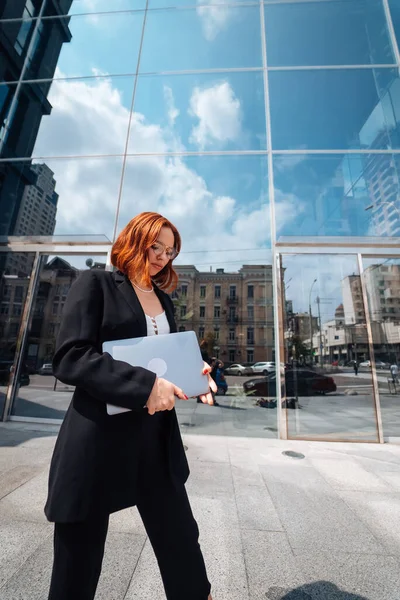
left=299, top=265, right=400, bottom=365
left=0, top=256, right=78, bottom=367
left=173, top=265, right=274, bottom=364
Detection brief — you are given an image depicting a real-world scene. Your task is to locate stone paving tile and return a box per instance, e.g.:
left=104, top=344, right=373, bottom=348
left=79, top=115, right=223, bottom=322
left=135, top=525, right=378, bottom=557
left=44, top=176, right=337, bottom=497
left=293, top=550, right=400, bottom=600
left=260, top=463, right=387, bottom=554
left=234, top=484, right=283, bottom=532
left=0, top=530, right=146, bottom=600
left=338, top=490, right=400, bottom=556
left=310, top=458, right=390, bottom=492
left=241, top=530, right=304, bottom=600
left=0, top=465, right=43, bottom=501
left=0, top=469, right=48, bottom=523
left=0, top=520, right=51, bottom=590
left=186, top=461, right=234, bottom=497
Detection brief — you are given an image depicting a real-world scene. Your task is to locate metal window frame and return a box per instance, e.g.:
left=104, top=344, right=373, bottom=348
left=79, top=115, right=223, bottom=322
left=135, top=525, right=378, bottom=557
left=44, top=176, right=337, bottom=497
left=0, top=239, right=112, bottom=422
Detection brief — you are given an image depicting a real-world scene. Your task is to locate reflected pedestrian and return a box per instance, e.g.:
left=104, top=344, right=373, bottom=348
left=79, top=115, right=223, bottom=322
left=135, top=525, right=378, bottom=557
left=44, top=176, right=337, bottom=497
left=390, top=362, right=398, bottom=384
left=353, top=361, right=358, bottom=376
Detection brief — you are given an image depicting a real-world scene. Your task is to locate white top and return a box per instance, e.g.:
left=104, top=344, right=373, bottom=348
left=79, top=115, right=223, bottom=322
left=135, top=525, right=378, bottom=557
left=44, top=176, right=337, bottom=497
left=145, top=311, right=170, bottom=336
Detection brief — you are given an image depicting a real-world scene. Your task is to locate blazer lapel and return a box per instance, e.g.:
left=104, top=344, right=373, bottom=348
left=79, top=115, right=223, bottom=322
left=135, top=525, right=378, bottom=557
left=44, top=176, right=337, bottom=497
left=112, top=271, right=177, bottom=336
left=112, top=271, right=147, bottom=336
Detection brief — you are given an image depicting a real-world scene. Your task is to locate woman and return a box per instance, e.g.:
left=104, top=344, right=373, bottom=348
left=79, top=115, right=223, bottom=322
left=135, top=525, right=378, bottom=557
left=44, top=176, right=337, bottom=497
left=45, top=212, right=215, bottom=600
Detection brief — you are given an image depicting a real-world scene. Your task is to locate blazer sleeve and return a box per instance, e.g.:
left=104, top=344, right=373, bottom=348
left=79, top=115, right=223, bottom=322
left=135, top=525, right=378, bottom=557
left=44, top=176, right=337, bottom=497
left=52, top=270, right=156, bottom=411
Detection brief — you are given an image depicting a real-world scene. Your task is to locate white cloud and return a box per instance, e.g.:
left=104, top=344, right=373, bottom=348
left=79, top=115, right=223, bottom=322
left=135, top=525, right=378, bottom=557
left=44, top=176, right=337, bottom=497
left=164, top=86, right=180, bottom=127
left=189, top=82, right=242, bottom=150
left=196, top=0, right=234, bottom=41
left=32, top=76, right=301, bottom=270
left=34, top=75, right=131, bottom=157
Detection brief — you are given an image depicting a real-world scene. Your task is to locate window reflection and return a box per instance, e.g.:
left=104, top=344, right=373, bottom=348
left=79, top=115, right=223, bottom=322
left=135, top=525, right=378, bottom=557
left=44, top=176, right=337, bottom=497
left=0, top=12, right=145, bottom=83
left=130, top=72, right=266, bottom=152
left=141, top=6, right=261, bottom=72
left=265, top=0, right=395, bottom=67
left=274, top=154, right=400, bottom=238
left=0, top=77, right=134, bottom=159
left=10, top=254, right=108, bottom=420
left=363, top=257, right=400, bottom=437
left=388, top=0, right=400, bottom=53
left=68, top=0, right=146, bottom=14
left=0, top=157, right=123, bottom=240
left=282, top=253, right=379, bottom=441
left=269, top=69, right=400, bottom=151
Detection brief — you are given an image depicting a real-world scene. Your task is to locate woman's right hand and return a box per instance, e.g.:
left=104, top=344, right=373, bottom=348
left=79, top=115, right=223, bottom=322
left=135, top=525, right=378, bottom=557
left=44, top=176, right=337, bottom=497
left=145, top=377, right=188, bottom=415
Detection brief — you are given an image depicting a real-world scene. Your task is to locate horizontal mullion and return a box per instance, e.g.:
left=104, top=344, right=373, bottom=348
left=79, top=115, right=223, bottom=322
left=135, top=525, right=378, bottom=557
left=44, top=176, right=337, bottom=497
left=3, top=63, right=399, bottom=87
left=3, top=148, right=400, bottom=163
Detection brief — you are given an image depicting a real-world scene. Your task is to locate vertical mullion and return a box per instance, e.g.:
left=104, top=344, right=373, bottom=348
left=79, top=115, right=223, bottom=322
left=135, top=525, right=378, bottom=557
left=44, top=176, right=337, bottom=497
left=2, top=251, right=42, bottom=421
left=357, top=253, right=384, bottom=443
left=260, top=1, right=285, bottom=438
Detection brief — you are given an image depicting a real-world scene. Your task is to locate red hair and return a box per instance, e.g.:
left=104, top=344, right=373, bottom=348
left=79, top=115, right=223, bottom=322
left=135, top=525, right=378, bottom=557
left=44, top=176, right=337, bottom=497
left=111, top=212, right=181, bottom=291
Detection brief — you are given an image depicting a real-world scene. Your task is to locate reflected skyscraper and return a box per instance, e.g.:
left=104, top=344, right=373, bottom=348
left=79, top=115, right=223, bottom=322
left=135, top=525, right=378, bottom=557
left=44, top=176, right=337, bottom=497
left=0, top=0, right=72, bottom=236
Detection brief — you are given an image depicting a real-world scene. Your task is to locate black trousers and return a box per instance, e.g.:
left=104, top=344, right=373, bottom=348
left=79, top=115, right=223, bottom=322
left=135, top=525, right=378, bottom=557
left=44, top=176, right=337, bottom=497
left=48, top=416, right=211, bottom=600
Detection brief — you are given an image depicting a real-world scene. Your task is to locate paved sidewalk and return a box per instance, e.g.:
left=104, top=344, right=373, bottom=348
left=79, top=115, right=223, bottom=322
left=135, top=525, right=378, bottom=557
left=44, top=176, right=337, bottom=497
left=1, top=422, right=400, bottom=599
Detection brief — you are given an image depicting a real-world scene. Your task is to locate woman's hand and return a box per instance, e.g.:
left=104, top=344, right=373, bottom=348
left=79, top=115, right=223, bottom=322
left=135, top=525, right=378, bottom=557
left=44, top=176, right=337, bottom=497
left=198, top=362, right=218, bottom=405
left=146, top=377, right=187, bottom=415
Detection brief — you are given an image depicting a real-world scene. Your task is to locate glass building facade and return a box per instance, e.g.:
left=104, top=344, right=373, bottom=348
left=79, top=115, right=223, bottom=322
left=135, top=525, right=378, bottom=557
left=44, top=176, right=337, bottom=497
left=1, top=0, right=400, bottom=442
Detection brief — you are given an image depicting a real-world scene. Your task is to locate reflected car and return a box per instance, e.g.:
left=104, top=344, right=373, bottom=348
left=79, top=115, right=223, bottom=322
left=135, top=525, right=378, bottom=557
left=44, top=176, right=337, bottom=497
left=375, top=360, right=389, bottom=370
left=243, top=369, right=336, bottom=397
left=359, top=360, right=371, bottom=368
left=250, top=361, right=275, bottom=375
left=224, top=363, right=248, bottom=376
left=39, top=363, right=53, bottom=376
left=0, top=361, right=30, bottom=387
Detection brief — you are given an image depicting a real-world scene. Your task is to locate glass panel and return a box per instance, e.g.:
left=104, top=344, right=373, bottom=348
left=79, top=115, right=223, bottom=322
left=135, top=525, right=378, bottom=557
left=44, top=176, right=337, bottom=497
left=0, top=12, right=144, bottom=83
left=363, top=257, right=400, bottom=439
left=0, top=77, right=134, bottom=159
left=141, top=6, right=261, bottom=72
left=0, top=251, right=35, bottom=419
left=130, top=72, right=266, bottom=153
left=118, top=155, right=277, bottom=438
left=68, top=0, right=146, bottom=14
left=269, top=68, right=400, bottom=150
left=388, top=0, right=400, bottom=53
left=0, top=157, right=123, bottom=240
left=281, top=253, right=378, bottom=442
left=149, top=0, right=256, bottom=8
left=11, top=253, right=107, bottom=419
left=273, top=153, right=400, bottom=237
left=265, top=0, right=395, bottom=67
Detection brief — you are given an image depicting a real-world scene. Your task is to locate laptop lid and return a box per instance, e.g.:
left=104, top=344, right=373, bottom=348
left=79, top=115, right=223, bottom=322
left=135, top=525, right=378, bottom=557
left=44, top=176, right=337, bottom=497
left=103, top=331, right=209, bottom=414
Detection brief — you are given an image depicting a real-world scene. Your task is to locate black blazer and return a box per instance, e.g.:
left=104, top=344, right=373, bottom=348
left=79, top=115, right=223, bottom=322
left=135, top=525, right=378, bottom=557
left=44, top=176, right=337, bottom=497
left=44, top=269, right=189, bottom=523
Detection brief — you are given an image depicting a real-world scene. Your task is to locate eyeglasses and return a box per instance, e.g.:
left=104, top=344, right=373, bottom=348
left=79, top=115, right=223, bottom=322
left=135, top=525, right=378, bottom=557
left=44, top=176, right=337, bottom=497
left=151, top=240, right=178, bottom=261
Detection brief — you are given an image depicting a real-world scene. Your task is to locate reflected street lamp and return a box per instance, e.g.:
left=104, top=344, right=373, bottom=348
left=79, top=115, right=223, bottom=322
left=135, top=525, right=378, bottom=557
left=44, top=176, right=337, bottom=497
left=309, top=279, right=317, bottom=359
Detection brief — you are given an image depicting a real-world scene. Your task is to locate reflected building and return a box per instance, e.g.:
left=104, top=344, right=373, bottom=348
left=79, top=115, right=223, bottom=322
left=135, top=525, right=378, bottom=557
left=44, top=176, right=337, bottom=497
left=0, top=273, right=29, bottom=359
left=5, top=163, right=58, bottom=276
left=342, top=274, right=365, bottom=325
left=173, top=265, right=274, bottom=364
left=0, top=0, right=71, bottom=236
left=359, top=77, right=400, bottom=236
left=27, top=256, right=77, bottom=371
left=363, top=263, right=400, bottom=323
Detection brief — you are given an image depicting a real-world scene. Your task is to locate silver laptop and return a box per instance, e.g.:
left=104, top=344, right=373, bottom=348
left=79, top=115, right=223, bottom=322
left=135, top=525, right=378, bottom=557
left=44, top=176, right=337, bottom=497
left=102, top=330, right=209, bottom=415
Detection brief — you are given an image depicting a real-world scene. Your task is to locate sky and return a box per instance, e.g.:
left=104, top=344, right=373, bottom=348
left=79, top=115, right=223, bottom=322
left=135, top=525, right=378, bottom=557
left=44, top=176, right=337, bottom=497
left=4, top=0, right=400, bottom=285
